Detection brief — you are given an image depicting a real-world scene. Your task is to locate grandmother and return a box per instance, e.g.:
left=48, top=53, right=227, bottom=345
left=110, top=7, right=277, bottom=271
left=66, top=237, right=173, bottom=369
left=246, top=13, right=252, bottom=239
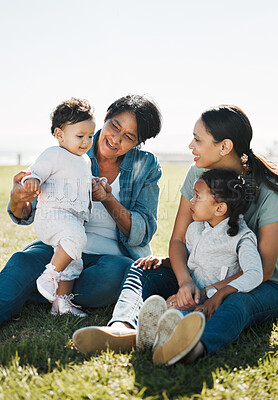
left=1, top=94, right=162, bottom=324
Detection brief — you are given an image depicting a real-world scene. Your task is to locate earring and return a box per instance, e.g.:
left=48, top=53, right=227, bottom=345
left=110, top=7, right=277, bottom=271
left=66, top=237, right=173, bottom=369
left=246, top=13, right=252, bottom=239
left=220, top=151, right=224, bottom=156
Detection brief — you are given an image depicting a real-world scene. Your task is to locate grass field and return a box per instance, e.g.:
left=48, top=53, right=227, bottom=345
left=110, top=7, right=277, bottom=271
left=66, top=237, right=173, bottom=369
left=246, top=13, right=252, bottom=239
left=0, top=165, right=278, bottom=400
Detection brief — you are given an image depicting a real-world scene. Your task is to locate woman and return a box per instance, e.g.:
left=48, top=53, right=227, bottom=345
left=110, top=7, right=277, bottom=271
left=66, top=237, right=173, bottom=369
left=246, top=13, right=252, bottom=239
left=1, top=94, right=162, bottom=324
left=73, top=105, right=278, bottom=362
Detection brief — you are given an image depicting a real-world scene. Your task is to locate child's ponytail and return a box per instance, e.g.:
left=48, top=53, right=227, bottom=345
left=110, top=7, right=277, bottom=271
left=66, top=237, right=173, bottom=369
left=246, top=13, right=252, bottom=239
left=226, top=179, right=250, bottom=236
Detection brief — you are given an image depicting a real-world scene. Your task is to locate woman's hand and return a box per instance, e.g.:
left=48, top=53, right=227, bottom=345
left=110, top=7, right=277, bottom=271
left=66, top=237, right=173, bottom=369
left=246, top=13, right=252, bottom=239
left=195, top=292, right=223, bottom=321
left=11, top=171, right=40, bottom=204
left=92, top=178, right=112, bottom=202
left=195, top=285, right=237, bottom=320
left=134, top=256, right=170, bottom=270
left=9, top=171, right=40, bottom=219
left=93, top=177, right=132, bottom=237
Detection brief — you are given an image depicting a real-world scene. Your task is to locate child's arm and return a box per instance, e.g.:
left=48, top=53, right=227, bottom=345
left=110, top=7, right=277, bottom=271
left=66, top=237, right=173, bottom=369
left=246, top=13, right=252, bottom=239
left=194, top=233, right=263, bottom=320
left=223, top=233, right=263, bottom=293
left=21, top=147, right=59, bottom=187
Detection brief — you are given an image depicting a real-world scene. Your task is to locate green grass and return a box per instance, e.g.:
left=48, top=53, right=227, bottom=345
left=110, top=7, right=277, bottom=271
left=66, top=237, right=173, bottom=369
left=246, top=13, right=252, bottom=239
left=0, top=164, right=278, bottom=400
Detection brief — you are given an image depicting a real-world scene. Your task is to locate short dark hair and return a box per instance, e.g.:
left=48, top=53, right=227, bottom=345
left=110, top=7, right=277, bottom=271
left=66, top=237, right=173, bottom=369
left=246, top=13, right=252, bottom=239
left=104, top=94, right=162, bottom=144
left=51, top=97, right=94, bottom=136
left=200, top=168, right=251, bottom=236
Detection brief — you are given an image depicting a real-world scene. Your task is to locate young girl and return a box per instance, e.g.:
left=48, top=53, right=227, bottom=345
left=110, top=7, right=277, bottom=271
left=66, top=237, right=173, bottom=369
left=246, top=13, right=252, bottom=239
left=22, top=98, right=97, bottom=317
left=150, top=168, right=263, bottom=365
left=184, top=168, right=263, bottom=297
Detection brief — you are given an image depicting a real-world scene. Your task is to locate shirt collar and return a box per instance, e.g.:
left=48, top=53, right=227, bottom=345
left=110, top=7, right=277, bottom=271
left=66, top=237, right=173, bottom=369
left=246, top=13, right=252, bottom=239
left=203, top=214, right=244, bottom=233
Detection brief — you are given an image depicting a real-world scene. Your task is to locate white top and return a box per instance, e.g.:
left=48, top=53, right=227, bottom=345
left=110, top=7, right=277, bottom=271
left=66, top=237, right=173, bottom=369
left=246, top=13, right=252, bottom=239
left=83, top=174, right=124, bottom=256
left=22, top=146, right=92, bottom=221
left=186, top=216, right=263, bottom=292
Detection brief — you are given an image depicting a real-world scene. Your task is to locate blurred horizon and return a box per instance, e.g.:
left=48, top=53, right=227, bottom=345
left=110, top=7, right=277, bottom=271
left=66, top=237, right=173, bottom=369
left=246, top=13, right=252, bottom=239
left=1, top=0, right=278, bottom=159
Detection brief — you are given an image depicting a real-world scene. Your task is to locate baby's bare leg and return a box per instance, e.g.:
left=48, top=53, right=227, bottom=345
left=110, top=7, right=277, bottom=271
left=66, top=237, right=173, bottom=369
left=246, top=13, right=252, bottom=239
left=57, top=280, right=74, bottom=296
left=51, top=244, right=72, bottom=271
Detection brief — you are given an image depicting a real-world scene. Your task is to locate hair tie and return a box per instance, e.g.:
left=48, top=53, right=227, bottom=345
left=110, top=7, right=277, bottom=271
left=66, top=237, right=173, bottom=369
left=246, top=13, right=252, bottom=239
left=233, top=183, right=242, bottom=190
left=240, top=153, right=249, bottom=165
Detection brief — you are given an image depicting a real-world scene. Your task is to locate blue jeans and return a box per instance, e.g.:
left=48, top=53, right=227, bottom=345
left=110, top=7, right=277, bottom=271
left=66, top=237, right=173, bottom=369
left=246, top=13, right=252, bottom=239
left=109, top=265, right=278, bottom=354
left=109, top=265, right=179, bottom=327
left=0, top=241, right=133, bottom=325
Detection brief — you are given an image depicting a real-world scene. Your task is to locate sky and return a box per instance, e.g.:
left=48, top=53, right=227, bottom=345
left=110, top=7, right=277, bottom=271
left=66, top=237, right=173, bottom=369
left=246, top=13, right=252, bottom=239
left=1, top=0, right=278, bottom=162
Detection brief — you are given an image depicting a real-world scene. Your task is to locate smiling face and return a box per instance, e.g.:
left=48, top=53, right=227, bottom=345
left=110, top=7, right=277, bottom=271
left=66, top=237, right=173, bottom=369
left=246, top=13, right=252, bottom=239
left=190, top=179, right=225, bottom=227
left=55, top=118, right=95, bottom=156
left=188, top=119, right=224, bottom=169
left=97, top=111, right=138, bottom=160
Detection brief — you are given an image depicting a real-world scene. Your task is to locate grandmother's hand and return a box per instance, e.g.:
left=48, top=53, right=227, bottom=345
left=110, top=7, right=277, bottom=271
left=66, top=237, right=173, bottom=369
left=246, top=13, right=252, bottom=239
left=134, top=256, right=163, bottom=270
left=92, top=178, right=112, bottom=202
left=11, top=171, right=40, bottom=204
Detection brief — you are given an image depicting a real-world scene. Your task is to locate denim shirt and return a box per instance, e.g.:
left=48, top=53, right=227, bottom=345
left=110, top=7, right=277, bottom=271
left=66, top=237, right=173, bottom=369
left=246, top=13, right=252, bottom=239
left=7, top=130, right=162, bottom=260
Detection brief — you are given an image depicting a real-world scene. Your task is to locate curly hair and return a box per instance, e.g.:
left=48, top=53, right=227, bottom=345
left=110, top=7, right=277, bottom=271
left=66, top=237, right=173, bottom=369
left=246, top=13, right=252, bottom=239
left=50, top=97, right=94, bottom=136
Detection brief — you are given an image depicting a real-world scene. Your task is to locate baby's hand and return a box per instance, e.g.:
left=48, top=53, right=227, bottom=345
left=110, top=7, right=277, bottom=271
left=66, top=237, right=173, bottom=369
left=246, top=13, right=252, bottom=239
left=134, top=256, right=163, bottom=270
left=92, top=177, right=111, bottom=202
left=23, top=178, right=40, bottom=194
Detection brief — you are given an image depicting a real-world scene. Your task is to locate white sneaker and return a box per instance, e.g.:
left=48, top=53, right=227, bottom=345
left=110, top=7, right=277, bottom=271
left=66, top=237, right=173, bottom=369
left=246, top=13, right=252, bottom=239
left=152, top=311, right=206, bottom=366
left=51, top=294, right=87, bottom=318
left=136, top=295, right=168, bottom=350
left=72, top=326, right=136, bottom=353
left=36, top=263, right=61, bottom=302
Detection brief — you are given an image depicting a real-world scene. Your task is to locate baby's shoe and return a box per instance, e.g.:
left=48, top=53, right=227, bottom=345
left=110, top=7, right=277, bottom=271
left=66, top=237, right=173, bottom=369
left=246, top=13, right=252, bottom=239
left=51, top=294, right=87, bottom=318
left=36, top=263, right=61, bottom=302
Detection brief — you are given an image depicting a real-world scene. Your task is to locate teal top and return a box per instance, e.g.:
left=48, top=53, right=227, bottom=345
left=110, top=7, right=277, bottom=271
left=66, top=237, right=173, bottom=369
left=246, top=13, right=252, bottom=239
left=180, top=164, right=278, bottom=283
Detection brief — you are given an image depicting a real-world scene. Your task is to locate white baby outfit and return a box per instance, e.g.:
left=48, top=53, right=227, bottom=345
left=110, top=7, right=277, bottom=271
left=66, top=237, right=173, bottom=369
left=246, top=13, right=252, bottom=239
left=186, top=215, right=263, bottom=292
left=22, top=146, right=92, bottom=280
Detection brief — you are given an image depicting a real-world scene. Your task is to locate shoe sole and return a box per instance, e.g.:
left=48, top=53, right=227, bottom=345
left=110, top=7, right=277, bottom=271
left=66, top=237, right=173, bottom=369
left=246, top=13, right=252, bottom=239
left=72, top=327, right=136, bottom=353
left=153, top=309, right=184, bottom=352
left=51, top=310, right=87, bottom=317
left=37, top=282, right=56, bottom=302
left=152, top=312, right=206, bottom=366
left=136, top=295, right=167, bottom=350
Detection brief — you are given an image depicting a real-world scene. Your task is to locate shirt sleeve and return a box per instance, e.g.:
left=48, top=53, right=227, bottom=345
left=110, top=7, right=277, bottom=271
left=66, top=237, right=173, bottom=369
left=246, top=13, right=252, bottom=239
left=258, top=189, right=278, bottom=229
left=228, top=232, right=263, bottom=292
left=21, top=147, right=59, bottom=185
left=7, top=199, right=37, bottom=225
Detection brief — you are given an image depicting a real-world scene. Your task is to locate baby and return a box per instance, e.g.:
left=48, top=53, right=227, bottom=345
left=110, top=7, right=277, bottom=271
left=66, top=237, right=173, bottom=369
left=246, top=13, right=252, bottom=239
left=22, top=98, right=96, bottom=317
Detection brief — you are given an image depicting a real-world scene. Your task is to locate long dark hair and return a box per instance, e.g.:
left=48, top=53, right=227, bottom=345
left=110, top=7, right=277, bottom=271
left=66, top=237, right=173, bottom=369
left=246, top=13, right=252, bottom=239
left=201, top=105, right=278, bottom=197
left=200, top=169, right=251, bottom=236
